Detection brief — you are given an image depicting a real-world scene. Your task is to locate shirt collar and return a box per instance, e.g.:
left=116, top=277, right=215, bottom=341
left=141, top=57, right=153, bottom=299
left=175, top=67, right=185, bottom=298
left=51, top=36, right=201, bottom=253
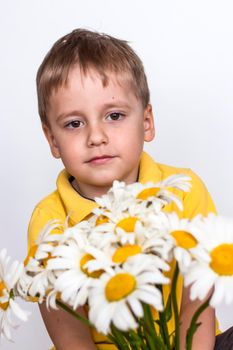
left=56, top=170, right=97, bottom=225
left=138, top=151, right=162, bottom=184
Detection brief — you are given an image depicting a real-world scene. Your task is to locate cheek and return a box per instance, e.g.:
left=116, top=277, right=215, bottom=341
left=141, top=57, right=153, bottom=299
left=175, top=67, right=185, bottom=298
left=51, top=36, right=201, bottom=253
left=122, top=124, right=145, bottom=145
left=116, top=128, right=144, bottom=157
left=55, top=137, right=80, bottom=159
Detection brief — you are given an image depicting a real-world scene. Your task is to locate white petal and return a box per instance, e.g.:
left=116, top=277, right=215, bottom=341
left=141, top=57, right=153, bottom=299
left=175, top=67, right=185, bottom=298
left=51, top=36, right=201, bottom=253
left=9, top=299, right=30, bottom=322
left=127, top=297, right=143, bottom=318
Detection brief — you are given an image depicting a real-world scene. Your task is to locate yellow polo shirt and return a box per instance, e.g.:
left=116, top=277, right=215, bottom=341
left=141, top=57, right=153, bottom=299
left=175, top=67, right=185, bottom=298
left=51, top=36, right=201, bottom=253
left=28, top=152, right=216, bottom=349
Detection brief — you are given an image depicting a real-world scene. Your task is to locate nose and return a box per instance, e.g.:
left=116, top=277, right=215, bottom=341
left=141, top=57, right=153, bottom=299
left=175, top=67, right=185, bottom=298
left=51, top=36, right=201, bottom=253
left=87, top=123, right=108, bottom=147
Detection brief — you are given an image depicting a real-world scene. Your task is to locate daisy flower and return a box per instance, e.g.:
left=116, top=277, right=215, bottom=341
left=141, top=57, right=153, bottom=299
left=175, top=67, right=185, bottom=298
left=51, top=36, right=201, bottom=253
left=18, top=220, right=62, bottom=302
left=24, top=220, right=63, bottom=265
left=94, top=180, right=136, bottom=213
left=46, top=234, right=108, bottom=310
left=92, top=196, right=173, bottom=248
left=0, top=249, right=30, bottom=341
left=89, top=204, right=175, bottom=269
left=129, top=174, right=192, bottom=211
left=57, top=220, right=92, bottom=246
left=88, top=254, right=169, bottom=335
left=93, top=180, right=151, bottom=218
left=90, top=176, right=192, bottom=248
left=91, top=206, right=146, bottom=246
left=184, top=214, right=233, bottom=306
left=108, top=212, right=173, bottom=268
left=164, top=212, right=201, bottom=272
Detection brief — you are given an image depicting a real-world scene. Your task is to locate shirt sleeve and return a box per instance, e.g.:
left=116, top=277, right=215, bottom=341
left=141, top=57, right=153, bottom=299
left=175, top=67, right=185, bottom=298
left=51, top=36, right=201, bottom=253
left=27, top=207, right=52, bottom=251
left=27, top=203, right=65, bottom=252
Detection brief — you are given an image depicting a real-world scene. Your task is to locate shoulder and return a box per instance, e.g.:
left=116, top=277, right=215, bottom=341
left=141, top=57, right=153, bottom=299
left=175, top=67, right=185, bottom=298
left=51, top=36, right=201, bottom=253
left=34, top=190, right=65, bottom=217
left=155, top=161, right=216, bottom=218
left=155, top=161, right=205, bottom=188
left=140, top=152, right=194, bottom=184
left=156, top=162, right=191, bottom=177
left=157, top=162, right=206, bottom=189
left=27, top=190, right=66, bottom=250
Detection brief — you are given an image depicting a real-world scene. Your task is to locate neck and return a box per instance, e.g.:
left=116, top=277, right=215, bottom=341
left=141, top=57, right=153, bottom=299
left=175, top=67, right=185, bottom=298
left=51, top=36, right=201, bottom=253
left=72, top=179, right=113, bottom=200
left=72, top=169, right=140, bottom=200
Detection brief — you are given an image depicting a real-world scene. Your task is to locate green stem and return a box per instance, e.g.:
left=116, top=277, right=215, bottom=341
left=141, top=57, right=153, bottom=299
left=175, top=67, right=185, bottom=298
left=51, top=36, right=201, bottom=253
left=137, top=320, right=148, bottom=350
left=142, top=303, right=157, bottom=336
left=56, top=300, right=92, bottom=327
left=158, top=311, right=171, bottom=348
left=141, top=304, right=156, bottom=350
left=171, top=263, right=180, bottom=350
left=107, top=332, right=126, bottom=350
left=158, top=285, right=171, bottom=349
left=111, top=325, right=131, bottom=350
left=123, top=330, right=143, bottom=350
left=186, top=297, right=211, bottom=350
left=142, top=303, right=169, bottom=350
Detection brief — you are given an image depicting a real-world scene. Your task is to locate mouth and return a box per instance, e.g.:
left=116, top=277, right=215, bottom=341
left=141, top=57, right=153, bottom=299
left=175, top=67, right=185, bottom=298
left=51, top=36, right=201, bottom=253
left=86, top=155, right=116, bottom=165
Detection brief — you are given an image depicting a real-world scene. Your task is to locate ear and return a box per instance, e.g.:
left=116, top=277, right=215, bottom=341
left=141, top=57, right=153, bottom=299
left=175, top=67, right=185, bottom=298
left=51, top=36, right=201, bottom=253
left=143, top=104, right=155, bottom=142
left=42, top=123, right=61, bottom=159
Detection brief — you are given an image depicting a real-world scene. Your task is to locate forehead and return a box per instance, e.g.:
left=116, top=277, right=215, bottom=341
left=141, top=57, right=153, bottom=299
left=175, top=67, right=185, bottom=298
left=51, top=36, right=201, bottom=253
left=47, top=67, right=142, bottom=118
left=50, top=67, right=139, bottom=105
left=69, top=66, right=134, bottom=93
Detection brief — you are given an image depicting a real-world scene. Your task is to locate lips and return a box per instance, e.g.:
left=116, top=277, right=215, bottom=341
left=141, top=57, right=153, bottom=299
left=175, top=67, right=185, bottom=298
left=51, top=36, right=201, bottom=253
left=86, top=155, right=116, bottom=165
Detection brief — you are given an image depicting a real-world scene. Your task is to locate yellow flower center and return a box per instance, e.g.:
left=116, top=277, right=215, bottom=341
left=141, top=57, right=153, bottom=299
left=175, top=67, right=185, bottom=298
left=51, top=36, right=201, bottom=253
left=26, top=296, right=40, bottom=302
left=24, top=244, right=38, bottom=266
left=95, top=215, right=109, bottom=226
left=112, top=245, right=142, bottom=263
left=171, top=230, right=197, bottom=249
left=0, top=301, right=9, bottom=311
left=80, top=254, right=103, bottom=278
left=105, top=273, right=136, bottom=301
left=42, top=253, right=54, bottom=268
left=137, top=187, right=161, bottom=200
left=0, top=281, right=5, bottom=296
left=0, top=281, right=9, bottom=310
left=210, top=244, right=233, bottom=276
left=115, top=217, right=139, bottom=233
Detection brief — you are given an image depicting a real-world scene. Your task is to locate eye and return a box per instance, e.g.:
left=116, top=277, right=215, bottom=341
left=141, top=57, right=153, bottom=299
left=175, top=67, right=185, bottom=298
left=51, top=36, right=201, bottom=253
left=106, top=112, right=124, bottom=121
left=65, top=120, right=84, bottom=128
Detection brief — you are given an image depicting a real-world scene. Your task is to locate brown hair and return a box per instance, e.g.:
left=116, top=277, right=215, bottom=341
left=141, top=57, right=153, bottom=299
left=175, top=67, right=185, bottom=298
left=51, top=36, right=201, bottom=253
left=36, top=28, right=150, bottom=124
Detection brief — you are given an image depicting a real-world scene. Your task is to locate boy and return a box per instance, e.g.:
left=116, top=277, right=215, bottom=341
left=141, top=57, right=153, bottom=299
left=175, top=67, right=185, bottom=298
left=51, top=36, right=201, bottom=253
left=28, top=28, right=220, bottom=349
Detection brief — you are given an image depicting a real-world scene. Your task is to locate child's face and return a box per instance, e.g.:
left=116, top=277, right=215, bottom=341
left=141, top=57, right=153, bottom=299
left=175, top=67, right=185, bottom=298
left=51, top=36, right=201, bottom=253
left=43, top=67, right=155, bottom=198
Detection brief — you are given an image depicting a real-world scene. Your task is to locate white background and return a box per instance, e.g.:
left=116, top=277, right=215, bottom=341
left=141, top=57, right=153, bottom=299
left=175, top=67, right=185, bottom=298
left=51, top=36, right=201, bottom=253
left=0, top=0, right=233, bottom=348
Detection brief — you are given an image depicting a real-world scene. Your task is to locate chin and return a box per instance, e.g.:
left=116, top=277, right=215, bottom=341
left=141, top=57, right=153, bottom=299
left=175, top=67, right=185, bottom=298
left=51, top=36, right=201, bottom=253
left=91, top=177, right=121, bottom=191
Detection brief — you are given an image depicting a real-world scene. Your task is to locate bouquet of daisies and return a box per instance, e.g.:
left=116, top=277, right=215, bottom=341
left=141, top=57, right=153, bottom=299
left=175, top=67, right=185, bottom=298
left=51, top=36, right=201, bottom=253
left=1, top=175, right=233, bottom=349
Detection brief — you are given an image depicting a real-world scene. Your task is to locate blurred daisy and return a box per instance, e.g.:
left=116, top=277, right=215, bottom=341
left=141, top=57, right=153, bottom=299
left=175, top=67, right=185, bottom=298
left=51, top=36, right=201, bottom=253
left=184, top=214, right=233, bottom=306
left=88, top=254, right=169, bottom=335
left=0, top=249, right=29, bottom=341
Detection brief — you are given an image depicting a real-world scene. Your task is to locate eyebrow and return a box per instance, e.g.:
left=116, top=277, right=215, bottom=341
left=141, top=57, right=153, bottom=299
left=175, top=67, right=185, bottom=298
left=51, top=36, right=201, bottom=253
left=56, top=110, right=83, bottom=122
left=56, top=101, right=131, bottom=121
left=101, top=101, right=131, bottom=110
